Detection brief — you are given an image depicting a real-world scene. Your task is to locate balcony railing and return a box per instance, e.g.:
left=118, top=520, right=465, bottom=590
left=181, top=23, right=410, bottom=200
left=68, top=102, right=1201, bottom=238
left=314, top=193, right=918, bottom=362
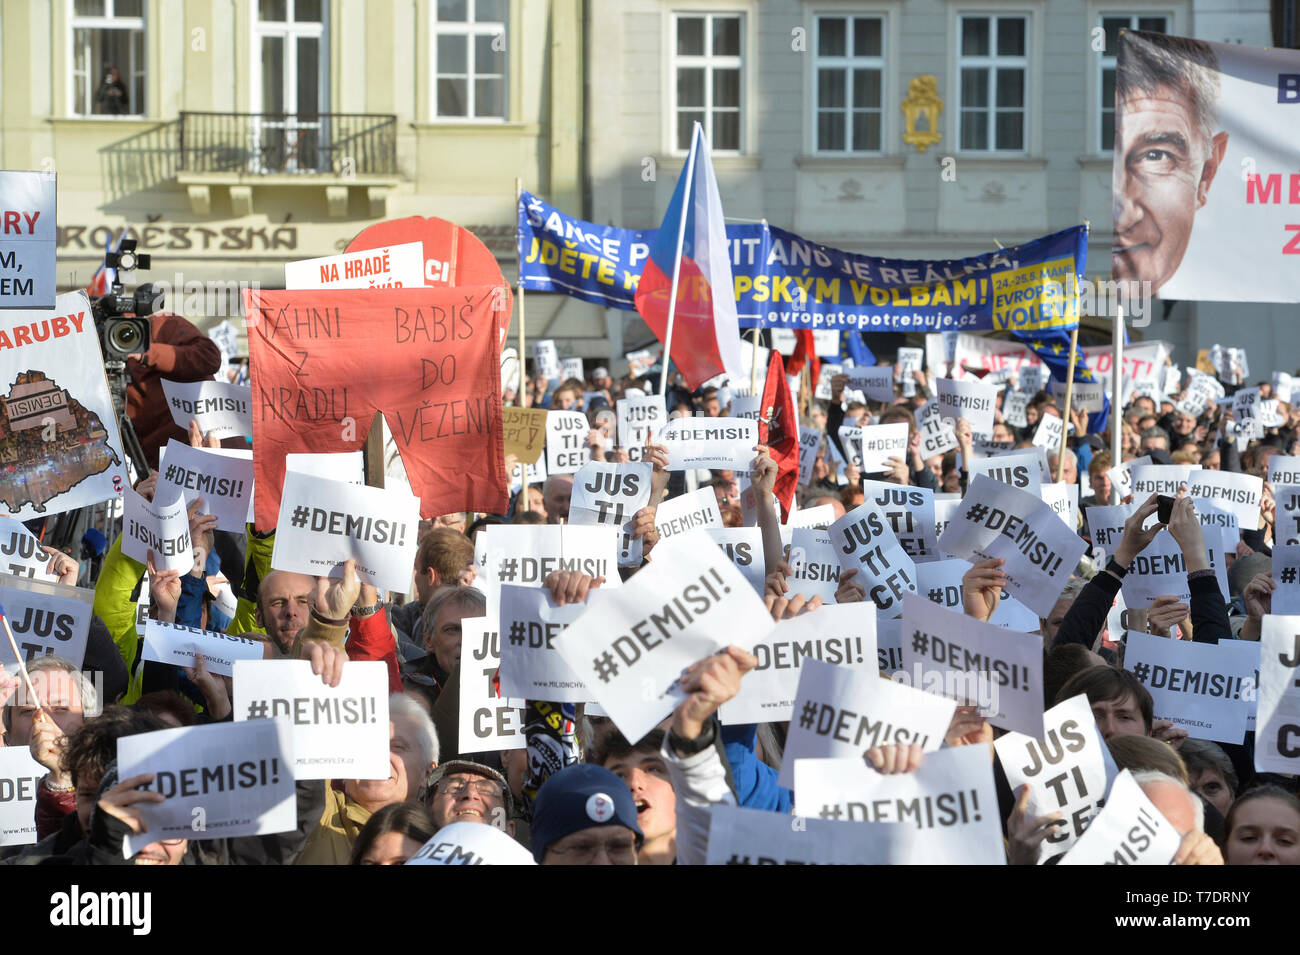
left=178, top=112, right=397, bottom=176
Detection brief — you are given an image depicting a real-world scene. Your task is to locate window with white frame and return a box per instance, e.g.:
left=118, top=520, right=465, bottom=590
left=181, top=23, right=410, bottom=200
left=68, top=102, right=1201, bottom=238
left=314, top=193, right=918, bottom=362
left=434, top=0, right=508, bottom=120
left=673, top=13, right=743, bottom=153
left=957, top=13, right=1027, bottom=152
left=813, top=14, right=885, bottom=153
left=1098, top=13, right=1169, bottom=152
left=70, top=0, right=146, bottom=116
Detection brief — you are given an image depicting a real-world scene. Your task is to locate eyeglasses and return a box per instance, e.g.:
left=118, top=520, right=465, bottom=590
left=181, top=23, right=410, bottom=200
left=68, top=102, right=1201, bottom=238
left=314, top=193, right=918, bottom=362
left=546, top=833, right=638, bottom=864
left=434, top=777, right=504, bottom=799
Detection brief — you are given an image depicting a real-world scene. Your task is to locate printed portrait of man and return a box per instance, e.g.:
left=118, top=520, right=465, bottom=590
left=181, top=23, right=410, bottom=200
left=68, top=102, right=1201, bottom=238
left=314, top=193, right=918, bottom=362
left=1111, top=32, right=1229, bottom=299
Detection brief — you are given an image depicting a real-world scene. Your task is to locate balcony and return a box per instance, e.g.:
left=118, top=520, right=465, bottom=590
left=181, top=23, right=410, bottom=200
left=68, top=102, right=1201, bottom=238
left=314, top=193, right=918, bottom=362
left=175, top=112, right=400, bottom=218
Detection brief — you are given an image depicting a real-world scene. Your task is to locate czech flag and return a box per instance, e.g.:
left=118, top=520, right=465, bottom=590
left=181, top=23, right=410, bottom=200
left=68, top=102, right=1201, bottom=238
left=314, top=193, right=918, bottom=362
left=634, top=123, right=743, bottom=391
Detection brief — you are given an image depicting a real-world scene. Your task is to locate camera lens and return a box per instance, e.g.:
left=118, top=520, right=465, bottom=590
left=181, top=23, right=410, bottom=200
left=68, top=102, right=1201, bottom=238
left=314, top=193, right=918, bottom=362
left=109, top=321, right=141, bottom=353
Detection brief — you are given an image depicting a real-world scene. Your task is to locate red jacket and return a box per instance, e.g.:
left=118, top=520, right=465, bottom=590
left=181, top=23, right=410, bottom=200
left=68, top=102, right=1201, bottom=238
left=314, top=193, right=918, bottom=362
left=124, top=312, right=223, bottom=468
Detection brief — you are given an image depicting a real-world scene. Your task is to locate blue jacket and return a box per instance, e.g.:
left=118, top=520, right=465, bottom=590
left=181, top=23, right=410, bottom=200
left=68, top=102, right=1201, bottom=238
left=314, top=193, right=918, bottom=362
left=722, top=724, right=793, bottom=813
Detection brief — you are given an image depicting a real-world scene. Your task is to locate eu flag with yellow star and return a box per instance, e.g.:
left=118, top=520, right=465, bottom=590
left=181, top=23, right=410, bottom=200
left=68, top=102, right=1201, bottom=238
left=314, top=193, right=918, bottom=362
left=1016, top=327, right=1114, bottom=433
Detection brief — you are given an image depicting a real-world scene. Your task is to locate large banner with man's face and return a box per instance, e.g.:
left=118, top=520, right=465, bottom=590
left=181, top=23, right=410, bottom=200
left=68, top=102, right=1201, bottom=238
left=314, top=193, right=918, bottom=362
left=1112, top=31, right=1300, bottom=303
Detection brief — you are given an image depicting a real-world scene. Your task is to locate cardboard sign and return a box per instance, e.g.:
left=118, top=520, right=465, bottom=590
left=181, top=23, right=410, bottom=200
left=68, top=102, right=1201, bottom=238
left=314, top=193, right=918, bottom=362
left=1255, top=617, right=1300, bottom=774
left=937, top=476, right=1085, bottom=617
left=857, top=422, right=909, bottom=474
left=900, top=594, right=1043, bottom=735
left=568, top=461, right=652, bottom=567
left=533, top=339, right=560, bottom=380
left=234, top=659, right=390, bottom=780
left=284, top=240, right=425, bottom=290
left=155, top=439, right=254, bottom=533
left=705, top=804, right=911, bottom=865
left=0, top=291, right=129, bottom=520
left=1130, top=464, right=1200, bottom=500
left=271, top=470, right=419, bottom=592
left=122, top=489, right=192, bottom=574
left=141, top=618, right=264, bottom=678
left=1031, top=412, right=1066, bottom=452
left=935, top=377, right=996, bottom=435
left=160, top=379, right=254, bottom=439
left=1268, top=456, right=1300, bottom=488
left=786, top=527, right=842, bottom=603
left=0, top=518, right=56, bottom=582
left=457, top=616, right=525, bottom=754
left=968, top=449, right=1043, bottom=499
left=545, top=409, right=590, bottom=475
left=994, top=694, right=1118, bottom=861
left=829, top=502, right=916, bottom=615
left=501, top=407, right=548, bottom=465
left=1184, top=469, right=1263, bottom=530
left=654, top=486, right=723, bottom=544
left=706, top=527, right=765, bottom=596
left=0, top=745, right=46, bottom=847
left=658, top=417, right=758, bottom=471
left=917, top=401, right=958, bottom=457
left=777, top=657, right=955, bottom=788
left=616, top=394, right=667, bottom=459
left=117, top=718, right=297, bottom=856
left=720, top=605, right=877, bottom=725
left=859, top=481, right=939, bottom=562
left=1123, top=631, right=1252, bottom=745
left=554, top=532, right=775, bottom=743
left=497, top=585, right=592, bottom=702
left=0, top=170, right=56, bottom=308
left=845, top=365, right=895, bottom=403
left=245, top=285, right=509, bottom=529
left=793, top=745, right=1005, bottom=865
left=407, top=821, right=536, bottom=865
left=1058, top=770, right=1180, bottom=866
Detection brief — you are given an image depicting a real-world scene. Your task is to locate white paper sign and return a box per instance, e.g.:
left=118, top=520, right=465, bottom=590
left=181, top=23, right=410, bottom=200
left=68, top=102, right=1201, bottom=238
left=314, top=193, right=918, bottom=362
left=1268, top=456, right=1300, bottom=488
left=721, top=605, right=877, bottom=725
left=917, top=402, right=958, bottom=457
left=706, top=803, right=911, bottom=865
left=935, top=377, right=997, bottom=435
left=1255, top=617, right=1300, bottom=774
left=785, top=527, right=841, bottom=603
left=545, top=410, right=589, bottom=475
left=0, top=518, right=56, bottom=582
left=830, top=502, right=917, bottom=615
left=857, top=422, right=909, bottom=474
left=0, top=171, right=56, bottom=307
left=1032, top=412, right=1066, bottom=452
left=1121, top=532, right=1194, bottom=609
left=1042, top=481, right=1079, bottom=530
left=706, top=527, right=765, bottom=596
left=122, top=489, right=192, bottom=573
left=1130, top=464, right=1200, bottom=499
left=0, top=746, right=46, bottom=847
left=797, top=428, right=822, bottom=486
left=793, top=745, right=1005, bottom=865
left=160, top=379, right=254, bottom=439
left=658, top=417, right=757, bottom=471
left=458, top=616, right=526, bottom=754
left=234, top=659, right=390, bottom=780
left=284, top=240, right=424, bottom=290
left=968, top=449, right=1043, bottom=499
left=846, top=365, right=895, bottom=403
left=936, top=476, right=1085, bottom=618
left=1122, top=631, right=1252, bottom=745
left=497, top=585, right=591, bottom=702
left=1004, top=391, right=1030, bottom=428
left=0, top=291, right=130, bottom=519
left=117, top=718, right=297, bottom=856
left=272, top=471, right=419, bottom=592
left=285, top=450, right=364, bottom=485
left=994, top=694, right=1117, bottom=861
left=407, top=820, right=536, bottom=865
left=533, top=339, right=560, bottom=380
left=554, top=532, right=775, bottom=743
left=1273, top=546, right=1300, bottom=616
left=1058, top=770, right=1181, bottom=866
left=654, top=485, right=723, bottom=543
left=1107, top=455, right=1150, bottom=502
left=617, top=394, right=667, bottom=459
left=860, top=481, right=939, bottom=563
left=156, top=439, right=254, bottom=533
left=836, top=425, right=863, bottom=469
left=777, top=657, right=955, bottom=788
left=141, top=618, right=264, bottom=677
left=900, top=595, right=1043, bottom=735
left=479, top=524, right=622, bottom=590
left=568, top=461, right=652, bottom=567
left=1184, top=470, right=1263, bottom=529
left=1278, top=485, right=1300, bottom=547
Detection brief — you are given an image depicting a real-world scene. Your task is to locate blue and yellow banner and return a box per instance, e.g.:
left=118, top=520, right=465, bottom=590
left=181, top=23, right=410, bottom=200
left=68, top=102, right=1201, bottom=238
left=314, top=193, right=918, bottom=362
left=518, top=191, right=1087, bottom=335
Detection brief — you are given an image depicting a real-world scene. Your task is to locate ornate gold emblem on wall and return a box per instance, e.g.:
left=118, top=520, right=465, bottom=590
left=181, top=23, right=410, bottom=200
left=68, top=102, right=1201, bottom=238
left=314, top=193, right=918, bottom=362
left=902, top=75, right=943, bottom=153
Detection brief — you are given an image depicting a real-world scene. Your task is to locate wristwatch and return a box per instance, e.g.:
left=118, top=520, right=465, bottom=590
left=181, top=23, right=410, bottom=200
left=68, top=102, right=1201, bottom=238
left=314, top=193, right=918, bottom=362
left=351, top=601, right=384, bottom=618
left=668, top=716, right=718, bottom=756
left=1104, top=557, right=1129, bottom=579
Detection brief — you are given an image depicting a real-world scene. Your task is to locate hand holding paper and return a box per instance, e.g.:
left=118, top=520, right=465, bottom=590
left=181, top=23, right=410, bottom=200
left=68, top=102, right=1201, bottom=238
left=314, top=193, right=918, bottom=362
left=671, top=646, right=757, bottom=742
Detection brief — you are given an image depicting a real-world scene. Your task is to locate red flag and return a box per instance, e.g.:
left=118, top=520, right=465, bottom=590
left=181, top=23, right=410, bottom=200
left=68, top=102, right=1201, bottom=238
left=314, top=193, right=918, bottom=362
left=759, top=351, right=799, bottom=520
left=785, top=330, right=820, bottom=391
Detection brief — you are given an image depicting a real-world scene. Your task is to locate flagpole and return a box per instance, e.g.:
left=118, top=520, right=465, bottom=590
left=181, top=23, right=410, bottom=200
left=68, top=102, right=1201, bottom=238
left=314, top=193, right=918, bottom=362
left=516, top=176, right=529, bottom=512
left=1057, top=326, right=1080, bottom=483
left=751, top=218, right=768, bottom=395
left=658, top=130, right=700, bottom=397
left=1111, top=304, right=1124, bottom=503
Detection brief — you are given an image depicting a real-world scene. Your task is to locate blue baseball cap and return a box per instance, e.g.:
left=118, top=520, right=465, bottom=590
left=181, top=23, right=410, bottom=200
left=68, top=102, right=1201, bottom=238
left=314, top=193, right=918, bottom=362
left=529, top=764, right=643, bottom=863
